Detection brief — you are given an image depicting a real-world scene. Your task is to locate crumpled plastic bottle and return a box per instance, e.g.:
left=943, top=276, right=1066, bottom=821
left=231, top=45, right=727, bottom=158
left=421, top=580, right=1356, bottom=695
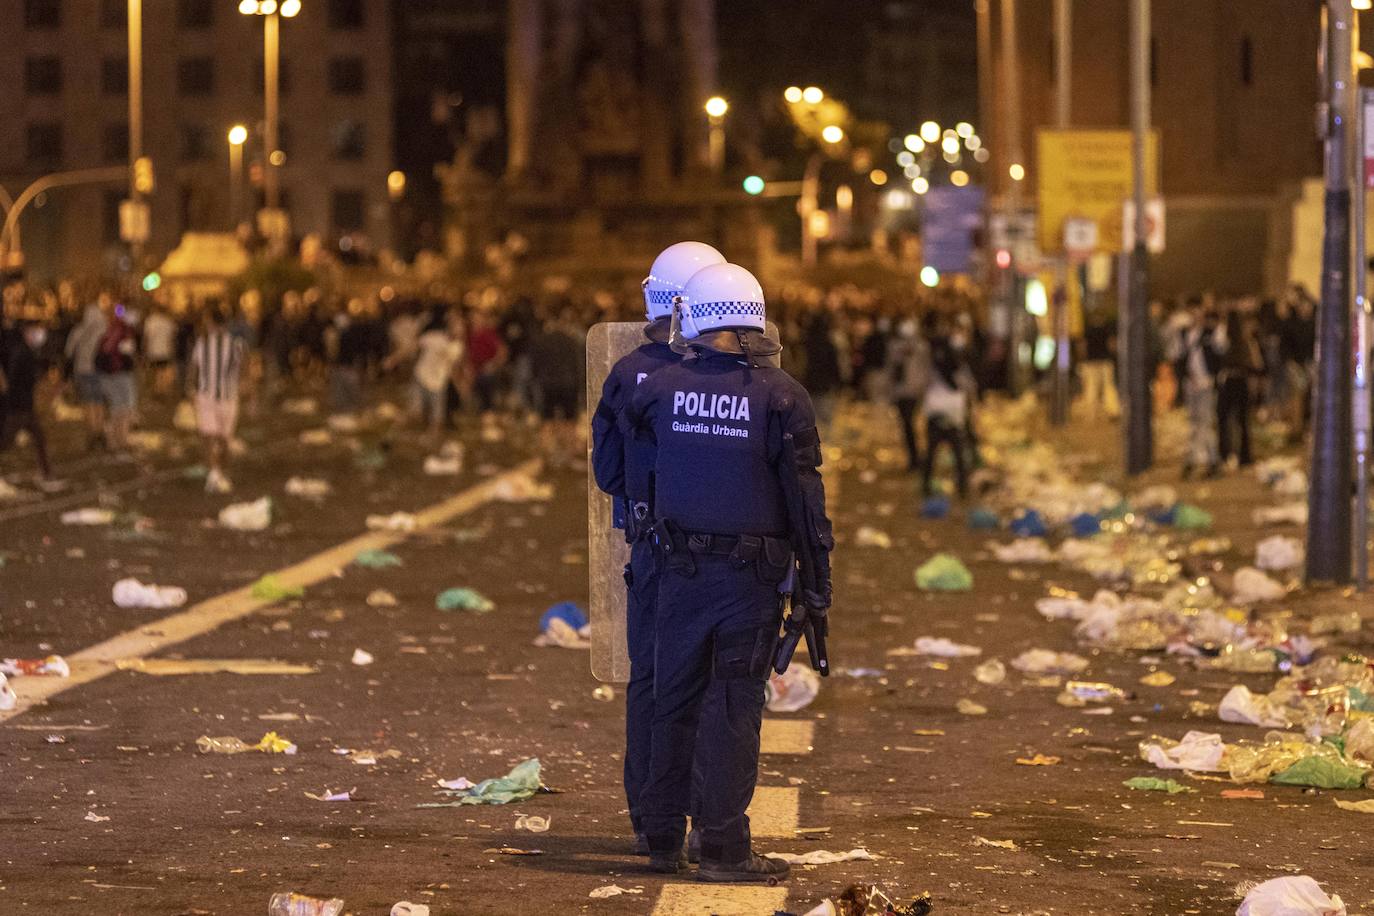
left=267, top=892, right=344, bottom=916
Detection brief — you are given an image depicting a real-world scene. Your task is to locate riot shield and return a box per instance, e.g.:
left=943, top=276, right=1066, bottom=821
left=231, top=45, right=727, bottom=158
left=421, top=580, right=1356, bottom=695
left=586, top=322, right=643, bottom=683
left=586, top=321, right=783, bottom=684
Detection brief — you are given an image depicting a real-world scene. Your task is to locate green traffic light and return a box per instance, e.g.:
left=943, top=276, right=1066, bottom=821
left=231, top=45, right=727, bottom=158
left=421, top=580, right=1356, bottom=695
left=742, top=175, right=765, bottom=196
left=142, top=272, right=162, bottom=292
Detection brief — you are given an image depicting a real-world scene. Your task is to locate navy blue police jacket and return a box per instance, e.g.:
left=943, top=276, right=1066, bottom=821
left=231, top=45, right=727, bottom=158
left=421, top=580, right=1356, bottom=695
left=591, top=335, right=680, bottom=524
left=624, top=350, right=834, bottom=571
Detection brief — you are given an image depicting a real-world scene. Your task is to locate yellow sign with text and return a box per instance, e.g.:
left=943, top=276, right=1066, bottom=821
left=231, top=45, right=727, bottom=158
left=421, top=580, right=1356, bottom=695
left=1036, top=129, right=1159, bottom=254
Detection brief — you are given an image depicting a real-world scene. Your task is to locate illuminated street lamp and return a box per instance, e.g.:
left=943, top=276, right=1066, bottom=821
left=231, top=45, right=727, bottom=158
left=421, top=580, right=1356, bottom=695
left=227, top=124, right=248, bottom=229
left=705, top=96, right=729, bottom=172
left=1009, top=162, right=1026, bottom=181
left=919, top=121, right=941, bottom=143
left=387, top=170, right=407, bottom=202
left=821, top=124, right=844, bottom=144
left=784, top=86, right=803, bottom=104
left=802, top=86, right=824, bottom=104
left=903, top=134, right=924, bottom=154
left=240, top=0, right=300, bottom=221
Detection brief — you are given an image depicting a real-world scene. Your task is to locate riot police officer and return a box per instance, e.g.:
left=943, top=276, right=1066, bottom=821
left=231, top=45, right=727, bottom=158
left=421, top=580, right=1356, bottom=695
left=626, top=263, right=834, bottom=882
left=590, top=241, right=725, bottom=858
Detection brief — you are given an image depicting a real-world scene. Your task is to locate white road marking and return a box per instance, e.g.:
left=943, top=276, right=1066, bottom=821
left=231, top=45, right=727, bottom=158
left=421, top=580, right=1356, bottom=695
left=0, top=460, right=541, bottom=723
left=760, top=718, right=814, bottom=755
left=747, top=785, right=801, bottom=838
left=650, top=884, right=788, bottom=916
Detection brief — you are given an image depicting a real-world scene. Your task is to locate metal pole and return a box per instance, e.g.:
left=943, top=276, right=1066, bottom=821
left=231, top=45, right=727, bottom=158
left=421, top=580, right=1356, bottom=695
left=1356, top=87, right=1370, bottom=590
left=801, top=152, right=821, bottom=267
left=1309, top=0, right=1355, bottom=584
left=708, top=117, right=725, bottom=173
left=127, top=0, right=144, bottom=269
left=1050, top=0, right=1072, bottom=426
left=229, top=141, right=243, bottom=231
left=1122, top=0, right=1153, bottom=475
left=264, top=11, right=280, bottom=212
left=975, top=0, right=994, bottom=154
left=1001, top=0, right=1025, bottom=394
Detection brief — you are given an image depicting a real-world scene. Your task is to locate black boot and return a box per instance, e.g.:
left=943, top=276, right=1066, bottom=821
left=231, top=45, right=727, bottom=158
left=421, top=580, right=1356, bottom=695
left=648, top=840, right=688, bottom=874
left=697, top=851, right=789, bottom=883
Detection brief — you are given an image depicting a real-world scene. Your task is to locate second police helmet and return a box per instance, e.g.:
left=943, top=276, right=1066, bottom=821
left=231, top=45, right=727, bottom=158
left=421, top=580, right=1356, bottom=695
left=642, top=241, right=726, bottom=321
left=672, top=262, right=766, bottom=341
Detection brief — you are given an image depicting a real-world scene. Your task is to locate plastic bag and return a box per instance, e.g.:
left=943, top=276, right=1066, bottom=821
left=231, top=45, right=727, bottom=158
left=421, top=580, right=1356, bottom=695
left=1011, top=648, right=1088, bottom=675
left=915, top=553, right=973, bottom=591
left=112, top=577, right=188, bottom=610
left=218, top=497, right=271, bottom=532
left=914, top=636, right=981, bottom=657
left=435, top=587, right=495, bottom=613
left=1219, top=685, right=1290, bottom=728
left=1123, top=776, right=1194, bottom=794
left=1256, top=535, right=1304, bottom=572
left=768, top=666, right=821, bottom=713
left=1270, top=755, right=1368, bottom=790
left=420, top=758, right=542, bottom=806
left=1232, top=567, right=1285, bottom=604
left=1235, top=875, right=1345, bottom=916
left=1139, top=730, right=1227, bottom=772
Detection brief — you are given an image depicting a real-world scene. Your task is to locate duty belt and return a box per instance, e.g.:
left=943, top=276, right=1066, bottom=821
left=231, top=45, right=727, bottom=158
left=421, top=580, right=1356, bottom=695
left=651, top=519, right=788, bottom=577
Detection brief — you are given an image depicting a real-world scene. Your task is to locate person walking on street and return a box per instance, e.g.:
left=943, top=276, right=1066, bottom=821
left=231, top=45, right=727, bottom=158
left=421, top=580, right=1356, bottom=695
left=921, top=334, right=971, bottom=500
left=886, top=316, right=930, bottom=473
left=1216, top=309, right=1263, bottom=469
left=188, top=306, right=248, bottom=494
left=412, top=309, right=462, bottom=443
left=1174, top=299, right=1225, bottom=478
left=94, top=299, right=138, bottom=452
left=65, top=295, right=108, bottom=451
left=1079, top=307, right=1119, bottom=420
left=0, top=321, right=57, bottom=484
left=142, top=305, right=178, bottom=398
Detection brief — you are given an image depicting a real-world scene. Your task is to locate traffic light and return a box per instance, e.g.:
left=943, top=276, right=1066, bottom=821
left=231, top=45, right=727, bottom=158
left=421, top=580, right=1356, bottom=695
left=141, top=271, right=162, bottom=292
left=742, top=175, right=765, bottom=196
left=133, top=157, right=155, bottom=195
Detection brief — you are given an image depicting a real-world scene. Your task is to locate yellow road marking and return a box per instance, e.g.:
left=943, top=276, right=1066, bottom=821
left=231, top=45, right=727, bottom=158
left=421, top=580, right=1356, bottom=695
left=760, top=718, right=814, bottom=755
left=747, top=785, right=800, bottom=838
left=651, top=884, right=788, bottom=916
left=1, top=460, right=541, bottom=723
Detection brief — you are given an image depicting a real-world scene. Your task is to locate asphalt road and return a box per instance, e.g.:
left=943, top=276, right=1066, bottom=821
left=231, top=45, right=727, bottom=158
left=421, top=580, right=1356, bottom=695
left=1, top=390, right=1370, bottom=915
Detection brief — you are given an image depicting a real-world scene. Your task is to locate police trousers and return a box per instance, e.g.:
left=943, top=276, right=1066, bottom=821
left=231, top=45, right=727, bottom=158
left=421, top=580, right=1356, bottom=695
left=639, top=554, right=782, bottom=861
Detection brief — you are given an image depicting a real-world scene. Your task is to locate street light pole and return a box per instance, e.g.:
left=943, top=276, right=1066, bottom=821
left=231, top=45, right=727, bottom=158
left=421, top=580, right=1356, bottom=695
left=704, top=96, right=728, bottom=174
left=127, top=0, right=144, bottom=269
left=228, top=125, right=248, bottom=230
left=263, top=9, right=280, bottom=212
left=1050, top=0, right=1072, bottom=427
left=1000, top=0, right=1026, bottom=395
left=1308, top=0, right=1355, bottom=583
left=1122, top=0, right=1153, bottom=475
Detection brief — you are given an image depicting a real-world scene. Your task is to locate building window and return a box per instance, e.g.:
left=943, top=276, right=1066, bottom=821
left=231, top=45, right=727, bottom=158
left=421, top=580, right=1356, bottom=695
left=25, top=0, right=61, bottom=29
left=1240, top=36, right=1254, bottom=86
left=177, top=0, right=213, bottom=29
left=328, top=57, right=367, bottom=95
left=252, top=57, right=292, bottom=95
left=102, top=123, right=129, bottom=163
left=327, top=0, right=364, bottom=29
left=26, top=122, right=63, bottom=167
left=101, top=58, right=128, bottom=96
left=181, top=124, right=211, bottom=162
left=331, top=121, right=366, bottom=160
left=103, top=189, right=123, bottom=244
left=100, top=0, right=124, bottom=29
left=25, top=57, right=62, bottom=95
left=177, top=57, right=215, bottom=96
left=332, top=189, right=365, bottom=232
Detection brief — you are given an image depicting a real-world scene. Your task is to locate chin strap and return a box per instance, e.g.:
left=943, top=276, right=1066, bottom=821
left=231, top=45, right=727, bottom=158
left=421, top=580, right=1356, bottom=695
left=737, top=330, right=755, bottom=381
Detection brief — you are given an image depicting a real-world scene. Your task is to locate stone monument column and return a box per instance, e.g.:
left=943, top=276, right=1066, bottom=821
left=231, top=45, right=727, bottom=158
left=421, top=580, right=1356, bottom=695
left=506, top=0, right=543, bottom=180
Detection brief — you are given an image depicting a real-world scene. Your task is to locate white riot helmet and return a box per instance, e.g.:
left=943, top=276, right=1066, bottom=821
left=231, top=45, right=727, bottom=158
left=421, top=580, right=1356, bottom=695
left=672, top=263, right=766, bottom=340
left=642, top=241, right=726, bottom=321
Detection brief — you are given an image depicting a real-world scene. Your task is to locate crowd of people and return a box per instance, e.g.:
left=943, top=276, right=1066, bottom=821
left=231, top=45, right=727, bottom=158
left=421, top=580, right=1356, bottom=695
left=0, top=272, right=1328, bottom=494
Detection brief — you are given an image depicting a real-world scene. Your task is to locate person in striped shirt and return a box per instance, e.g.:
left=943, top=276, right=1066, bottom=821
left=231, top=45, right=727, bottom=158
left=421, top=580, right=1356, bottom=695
left=187, top=305, right=248, bottom=494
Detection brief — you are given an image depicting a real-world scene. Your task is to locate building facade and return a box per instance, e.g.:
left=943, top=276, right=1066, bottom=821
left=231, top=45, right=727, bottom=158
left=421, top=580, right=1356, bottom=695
left=986, top=0, right=1324, bottom=296
left=0, top=0, right=394, bottom=283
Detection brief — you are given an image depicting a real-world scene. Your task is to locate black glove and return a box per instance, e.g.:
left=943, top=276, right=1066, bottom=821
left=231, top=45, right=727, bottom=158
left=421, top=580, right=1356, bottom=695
left=801, top=587, right=831, bottom=612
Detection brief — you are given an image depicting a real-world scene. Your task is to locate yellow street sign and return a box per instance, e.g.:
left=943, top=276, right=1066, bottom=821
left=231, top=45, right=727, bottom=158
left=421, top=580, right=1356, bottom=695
left=1036, top=129, right=1158, bottom=254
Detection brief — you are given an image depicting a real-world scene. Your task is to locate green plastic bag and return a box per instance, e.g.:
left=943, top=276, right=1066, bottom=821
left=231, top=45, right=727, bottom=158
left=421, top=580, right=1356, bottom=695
left=915, top=553, right=973, bottom=592
left=436, top=587, right=495, bottom=613
left=250, top=574, right=304, bottom=601
left=1172, top=503, right=1213, bottom=530
left=1270, top=755, right=1369, bottom=790
left=354, top=549, right=402, bottom=569
left=1123, top=776, right=1195, bottom=794
left=419, top=758, right=542, bottom=807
